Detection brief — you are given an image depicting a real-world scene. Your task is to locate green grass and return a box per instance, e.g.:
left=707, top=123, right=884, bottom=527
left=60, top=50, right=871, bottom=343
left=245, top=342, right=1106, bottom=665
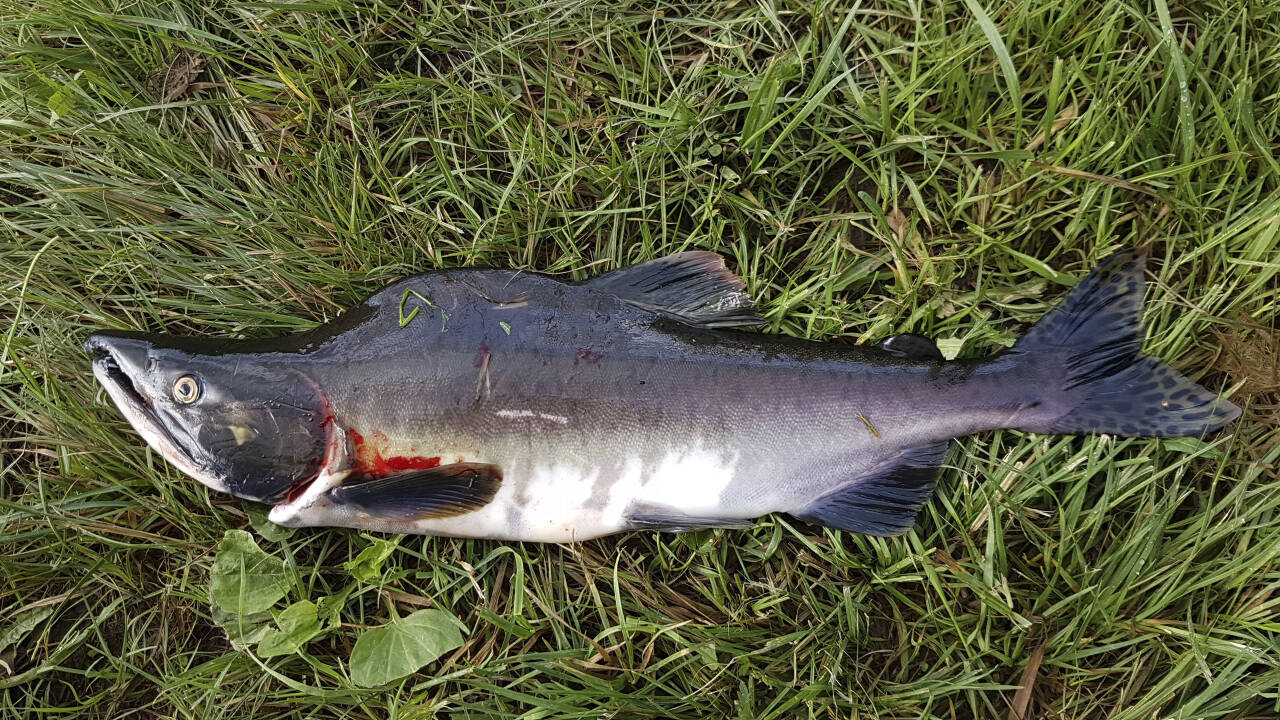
left=2, top=0, right=1278, bottom=717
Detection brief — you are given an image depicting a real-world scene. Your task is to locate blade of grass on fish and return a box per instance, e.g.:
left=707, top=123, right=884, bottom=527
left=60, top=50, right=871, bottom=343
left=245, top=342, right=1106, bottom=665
left=399, top=289, right=449, bottom=331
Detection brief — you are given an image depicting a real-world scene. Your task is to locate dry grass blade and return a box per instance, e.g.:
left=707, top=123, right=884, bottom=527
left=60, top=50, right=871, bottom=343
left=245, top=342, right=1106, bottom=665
left=1030, top=161, right=1163, bottom=198
left=1008, top=630, right=1047, bottom=720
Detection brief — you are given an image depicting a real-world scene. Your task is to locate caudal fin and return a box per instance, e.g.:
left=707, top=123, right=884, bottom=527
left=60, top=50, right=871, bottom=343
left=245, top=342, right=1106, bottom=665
left=1013, top=248, right=1240, bottom=437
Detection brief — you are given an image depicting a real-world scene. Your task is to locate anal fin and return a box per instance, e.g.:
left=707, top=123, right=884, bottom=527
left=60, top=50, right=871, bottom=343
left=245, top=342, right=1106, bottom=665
left=795, top=441, right=949, bottom=536
left=626, top=502, right=755, bottom=533
left=328, top=463, right=502, bottom=521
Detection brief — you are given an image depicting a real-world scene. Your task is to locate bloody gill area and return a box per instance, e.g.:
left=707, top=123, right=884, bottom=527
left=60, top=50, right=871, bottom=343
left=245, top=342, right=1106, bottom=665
left=348, top=428, right=442, bottom=477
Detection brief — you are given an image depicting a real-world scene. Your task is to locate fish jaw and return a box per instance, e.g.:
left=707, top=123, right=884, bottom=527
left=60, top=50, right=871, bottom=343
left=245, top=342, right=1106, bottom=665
left=267, top=466, right=351, bottom=526
left=267, top=424, right=352, bottom=526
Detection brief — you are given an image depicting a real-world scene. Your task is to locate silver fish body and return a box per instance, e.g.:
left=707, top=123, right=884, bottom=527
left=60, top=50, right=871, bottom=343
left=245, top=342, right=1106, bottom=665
left=86, top=250, right=1240, bottom=541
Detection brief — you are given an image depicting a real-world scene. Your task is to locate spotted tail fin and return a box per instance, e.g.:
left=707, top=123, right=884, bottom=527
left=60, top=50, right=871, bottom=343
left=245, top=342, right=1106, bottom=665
left=1013, top=248, right=1239, bottom=437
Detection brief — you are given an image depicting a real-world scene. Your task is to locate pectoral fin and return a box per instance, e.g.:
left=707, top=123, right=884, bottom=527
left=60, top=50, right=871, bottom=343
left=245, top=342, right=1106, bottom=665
left=328, top=463, right=502, bottom=521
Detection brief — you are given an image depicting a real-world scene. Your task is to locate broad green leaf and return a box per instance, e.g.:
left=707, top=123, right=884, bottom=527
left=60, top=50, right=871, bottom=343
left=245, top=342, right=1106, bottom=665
left=248, top=505, right=296, bottom=542
left=349, top=609, right=465, bottom=687
left=0, top=607, right=53, bottom=660
left=317, top=586, right=355, bottom=630
left=225, top=617, right=273, bottom=650
left=210, top=603, right=273, bottom=650
left=47, top=86, right=75, bottom=119
left=258, top=601, right=324, bottom=657
left=344, top=535, right=399, bottom=583
left=210, top=529, right=288, bottom=615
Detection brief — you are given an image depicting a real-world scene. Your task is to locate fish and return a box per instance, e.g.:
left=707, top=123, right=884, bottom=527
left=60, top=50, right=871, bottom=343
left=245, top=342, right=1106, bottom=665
left=85, top=248, right=1240, bottom=542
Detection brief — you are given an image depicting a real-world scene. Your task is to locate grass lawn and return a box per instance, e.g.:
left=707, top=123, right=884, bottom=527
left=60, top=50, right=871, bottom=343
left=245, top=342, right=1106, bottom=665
left=3, top=0, right=1279, bottom=717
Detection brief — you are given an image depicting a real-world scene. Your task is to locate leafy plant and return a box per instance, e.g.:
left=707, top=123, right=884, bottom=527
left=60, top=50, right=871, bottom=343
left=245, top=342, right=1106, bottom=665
left=207, top=530, right=464, bottom=684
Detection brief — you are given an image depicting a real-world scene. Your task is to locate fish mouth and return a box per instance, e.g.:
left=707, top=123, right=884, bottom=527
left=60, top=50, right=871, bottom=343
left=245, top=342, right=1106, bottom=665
left=86, top=334, right=228, bottom=494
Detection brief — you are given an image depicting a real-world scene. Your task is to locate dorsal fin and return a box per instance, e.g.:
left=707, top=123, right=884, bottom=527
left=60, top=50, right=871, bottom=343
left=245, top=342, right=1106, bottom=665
left=587, top=251, right=765, bottom=328
left=880, top=333, right=943, bottom=361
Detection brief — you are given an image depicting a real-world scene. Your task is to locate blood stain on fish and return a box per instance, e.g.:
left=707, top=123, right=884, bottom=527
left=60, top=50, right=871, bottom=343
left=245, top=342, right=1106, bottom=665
left=372, top=455, right=442, bottom=474
left=349, top=428, right=441, bottom=477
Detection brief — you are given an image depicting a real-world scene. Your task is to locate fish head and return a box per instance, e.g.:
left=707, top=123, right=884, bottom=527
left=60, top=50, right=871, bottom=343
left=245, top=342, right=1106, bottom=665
left=85, top=331, right=332, bottom=504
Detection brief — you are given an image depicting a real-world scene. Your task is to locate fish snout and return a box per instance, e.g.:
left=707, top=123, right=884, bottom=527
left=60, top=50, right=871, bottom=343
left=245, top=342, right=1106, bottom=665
left=84, top=331, right=160, bottom=375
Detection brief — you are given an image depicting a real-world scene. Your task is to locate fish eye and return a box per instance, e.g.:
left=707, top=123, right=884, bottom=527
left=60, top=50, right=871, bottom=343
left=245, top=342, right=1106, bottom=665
left=172, top=375, right=201, bottom=404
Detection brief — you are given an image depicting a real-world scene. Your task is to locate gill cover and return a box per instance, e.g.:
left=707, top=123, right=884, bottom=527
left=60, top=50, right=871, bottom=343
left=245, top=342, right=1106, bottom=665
left=85, top=331, right=330, bottom=503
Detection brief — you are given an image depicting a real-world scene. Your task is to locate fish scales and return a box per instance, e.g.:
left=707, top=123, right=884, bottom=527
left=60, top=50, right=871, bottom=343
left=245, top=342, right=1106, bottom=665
left=85, top=250, right=1241, bottom=541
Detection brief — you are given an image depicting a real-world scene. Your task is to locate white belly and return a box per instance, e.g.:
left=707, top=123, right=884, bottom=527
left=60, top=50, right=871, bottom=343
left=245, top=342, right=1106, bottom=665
left=272, top=441, right=742, bottom=542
